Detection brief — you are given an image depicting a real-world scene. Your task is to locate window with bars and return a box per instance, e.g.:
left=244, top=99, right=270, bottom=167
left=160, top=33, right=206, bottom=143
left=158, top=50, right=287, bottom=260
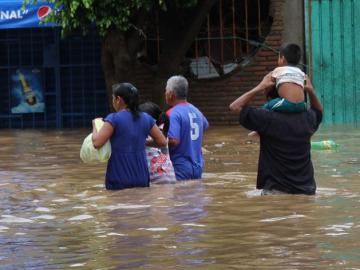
left=0, top=28, right=107, bottom=129
left=143, top=0, right=272, bottom=79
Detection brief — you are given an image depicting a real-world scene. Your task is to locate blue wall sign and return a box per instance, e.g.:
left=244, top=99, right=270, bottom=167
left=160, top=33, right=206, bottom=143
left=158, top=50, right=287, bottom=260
left=0, top=1, right=58, bottom=29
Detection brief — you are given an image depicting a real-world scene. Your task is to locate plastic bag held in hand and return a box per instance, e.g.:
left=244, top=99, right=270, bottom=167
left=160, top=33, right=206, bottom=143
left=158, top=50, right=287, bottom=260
left=80, top=119, right=111, bottom=163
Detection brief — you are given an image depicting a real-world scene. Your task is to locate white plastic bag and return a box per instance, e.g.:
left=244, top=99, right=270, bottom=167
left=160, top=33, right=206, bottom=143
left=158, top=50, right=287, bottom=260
left=80, top=119, right=111, bottom=163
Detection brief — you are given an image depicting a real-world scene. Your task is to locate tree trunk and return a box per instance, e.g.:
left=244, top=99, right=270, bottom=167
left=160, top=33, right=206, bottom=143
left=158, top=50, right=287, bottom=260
left=152, top=0, right=218, bottom=107
left=101, top=29, right=142, bottom=110
left=101, top=30, right=132, bottom=110
left=101, top=1, right=217, bottom=109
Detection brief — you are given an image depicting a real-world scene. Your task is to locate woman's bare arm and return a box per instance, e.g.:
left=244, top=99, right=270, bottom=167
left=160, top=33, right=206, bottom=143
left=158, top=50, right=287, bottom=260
left=92, top=120, right=113, bottom=149
left=148, top=125, right=167, bottom=147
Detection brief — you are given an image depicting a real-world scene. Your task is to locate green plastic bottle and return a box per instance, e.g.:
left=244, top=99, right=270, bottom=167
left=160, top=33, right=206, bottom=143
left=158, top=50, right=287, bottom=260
left=311, top=140, right=338, bottom=150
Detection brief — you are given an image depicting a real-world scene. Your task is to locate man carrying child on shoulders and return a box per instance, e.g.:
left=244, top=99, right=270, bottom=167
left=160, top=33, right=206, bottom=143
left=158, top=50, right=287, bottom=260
left=229, top=43, right=323, bottom=195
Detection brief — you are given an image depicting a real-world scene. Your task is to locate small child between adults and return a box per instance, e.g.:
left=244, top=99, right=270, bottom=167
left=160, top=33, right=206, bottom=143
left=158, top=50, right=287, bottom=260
left=249, top=43, right=306, bottom=137
left=139, top=101, right=176, bottom=184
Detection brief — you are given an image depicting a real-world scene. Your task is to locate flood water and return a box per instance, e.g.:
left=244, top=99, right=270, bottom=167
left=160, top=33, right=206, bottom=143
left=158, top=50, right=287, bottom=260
left=0, top=126, right=359, bottom=269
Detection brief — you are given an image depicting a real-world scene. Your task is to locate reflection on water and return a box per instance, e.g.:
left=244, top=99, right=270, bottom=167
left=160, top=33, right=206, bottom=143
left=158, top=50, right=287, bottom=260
left=0, top=126, right=359, bottom=269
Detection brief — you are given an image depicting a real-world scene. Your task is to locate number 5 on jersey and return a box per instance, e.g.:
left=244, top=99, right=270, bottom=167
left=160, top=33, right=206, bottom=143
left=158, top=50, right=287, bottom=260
left=188, top=112, right=199, bottom=140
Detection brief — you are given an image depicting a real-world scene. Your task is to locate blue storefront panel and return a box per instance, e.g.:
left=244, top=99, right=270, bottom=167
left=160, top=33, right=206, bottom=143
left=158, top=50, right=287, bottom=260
left=0, top=1, right=108, bottom=129
left=0, top=27, right=108, bottom=128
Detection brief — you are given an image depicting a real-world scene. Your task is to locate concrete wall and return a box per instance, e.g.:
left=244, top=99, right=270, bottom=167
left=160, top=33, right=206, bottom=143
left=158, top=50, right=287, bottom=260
left=282, top=0, right=305, bottom=63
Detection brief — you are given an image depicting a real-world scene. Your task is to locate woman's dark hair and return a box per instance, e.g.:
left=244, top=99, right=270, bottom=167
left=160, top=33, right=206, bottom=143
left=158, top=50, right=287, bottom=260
left=112, top=82, right=139, bottom=118
left=139, top=101, right=169, bottom=137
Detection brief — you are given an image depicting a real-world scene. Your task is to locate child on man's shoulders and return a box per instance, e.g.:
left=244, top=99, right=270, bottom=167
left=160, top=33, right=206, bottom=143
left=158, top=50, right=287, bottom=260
left=249, top=43, right=307, bottom=137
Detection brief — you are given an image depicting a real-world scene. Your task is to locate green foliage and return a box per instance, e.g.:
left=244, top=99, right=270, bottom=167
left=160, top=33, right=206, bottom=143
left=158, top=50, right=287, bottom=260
left=23, top=0, right=198, bottom=36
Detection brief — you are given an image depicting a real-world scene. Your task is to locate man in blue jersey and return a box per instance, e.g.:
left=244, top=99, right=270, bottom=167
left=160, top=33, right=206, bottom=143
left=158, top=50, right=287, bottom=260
left=165, top=75, right=209, bottom=180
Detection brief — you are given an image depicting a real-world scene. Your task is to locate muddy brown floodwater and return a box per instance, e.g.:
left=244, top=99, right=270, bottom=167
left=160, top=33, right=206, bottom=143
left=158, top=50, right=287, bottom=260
left=0, top=125, right=359, bottom=269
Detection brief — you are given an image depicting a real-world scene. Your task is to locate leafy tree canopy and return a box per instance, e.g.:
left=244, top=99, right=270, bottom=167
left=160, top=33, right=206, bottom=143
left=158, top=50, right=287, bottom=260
left=24, top=0, right=215, bottom=106
left=24, top=0, right=198, bottom=35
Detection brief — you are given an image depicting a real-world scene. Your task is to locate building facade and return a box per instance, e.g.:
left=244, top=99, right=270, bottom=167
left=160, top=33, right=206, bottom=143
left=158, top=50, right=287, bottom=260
left=7, top=1, right=355, bottom=128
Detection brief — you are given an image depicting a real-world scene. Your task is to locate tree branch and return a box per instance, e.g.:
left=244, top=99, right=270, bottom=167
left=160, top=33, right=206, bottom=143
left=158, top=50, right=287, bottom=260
left=158, top=0, right=218, bottom=74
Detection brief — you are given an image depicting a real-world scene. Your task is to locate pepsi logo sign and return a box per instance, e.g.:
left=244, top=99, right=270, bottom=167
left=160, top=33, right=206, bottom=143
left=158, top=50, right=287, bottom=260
left=37, top=5, right=51, bottom=20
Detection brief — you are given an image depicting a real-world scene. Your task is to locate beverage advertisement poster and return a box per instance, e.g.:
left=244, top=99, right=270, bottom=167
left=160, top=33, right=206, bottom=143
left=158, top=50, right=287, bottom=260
left=0, top=1, right=57, bottom=29
left=11, top=69, right=45, bottom=114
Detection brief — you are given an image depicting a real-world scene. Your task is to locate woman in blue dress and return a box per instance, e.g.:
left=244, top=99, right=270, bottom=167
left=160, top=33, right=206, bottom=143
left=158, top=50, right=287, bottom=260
left=92, top=83, right=167, bottom=190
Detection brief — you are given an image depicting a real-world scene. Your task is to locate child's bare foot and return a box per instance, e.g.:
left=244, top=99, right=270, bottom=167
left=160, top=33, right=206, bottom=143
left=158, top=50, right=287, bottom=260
left=248, top=131, right=259, bottom=137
